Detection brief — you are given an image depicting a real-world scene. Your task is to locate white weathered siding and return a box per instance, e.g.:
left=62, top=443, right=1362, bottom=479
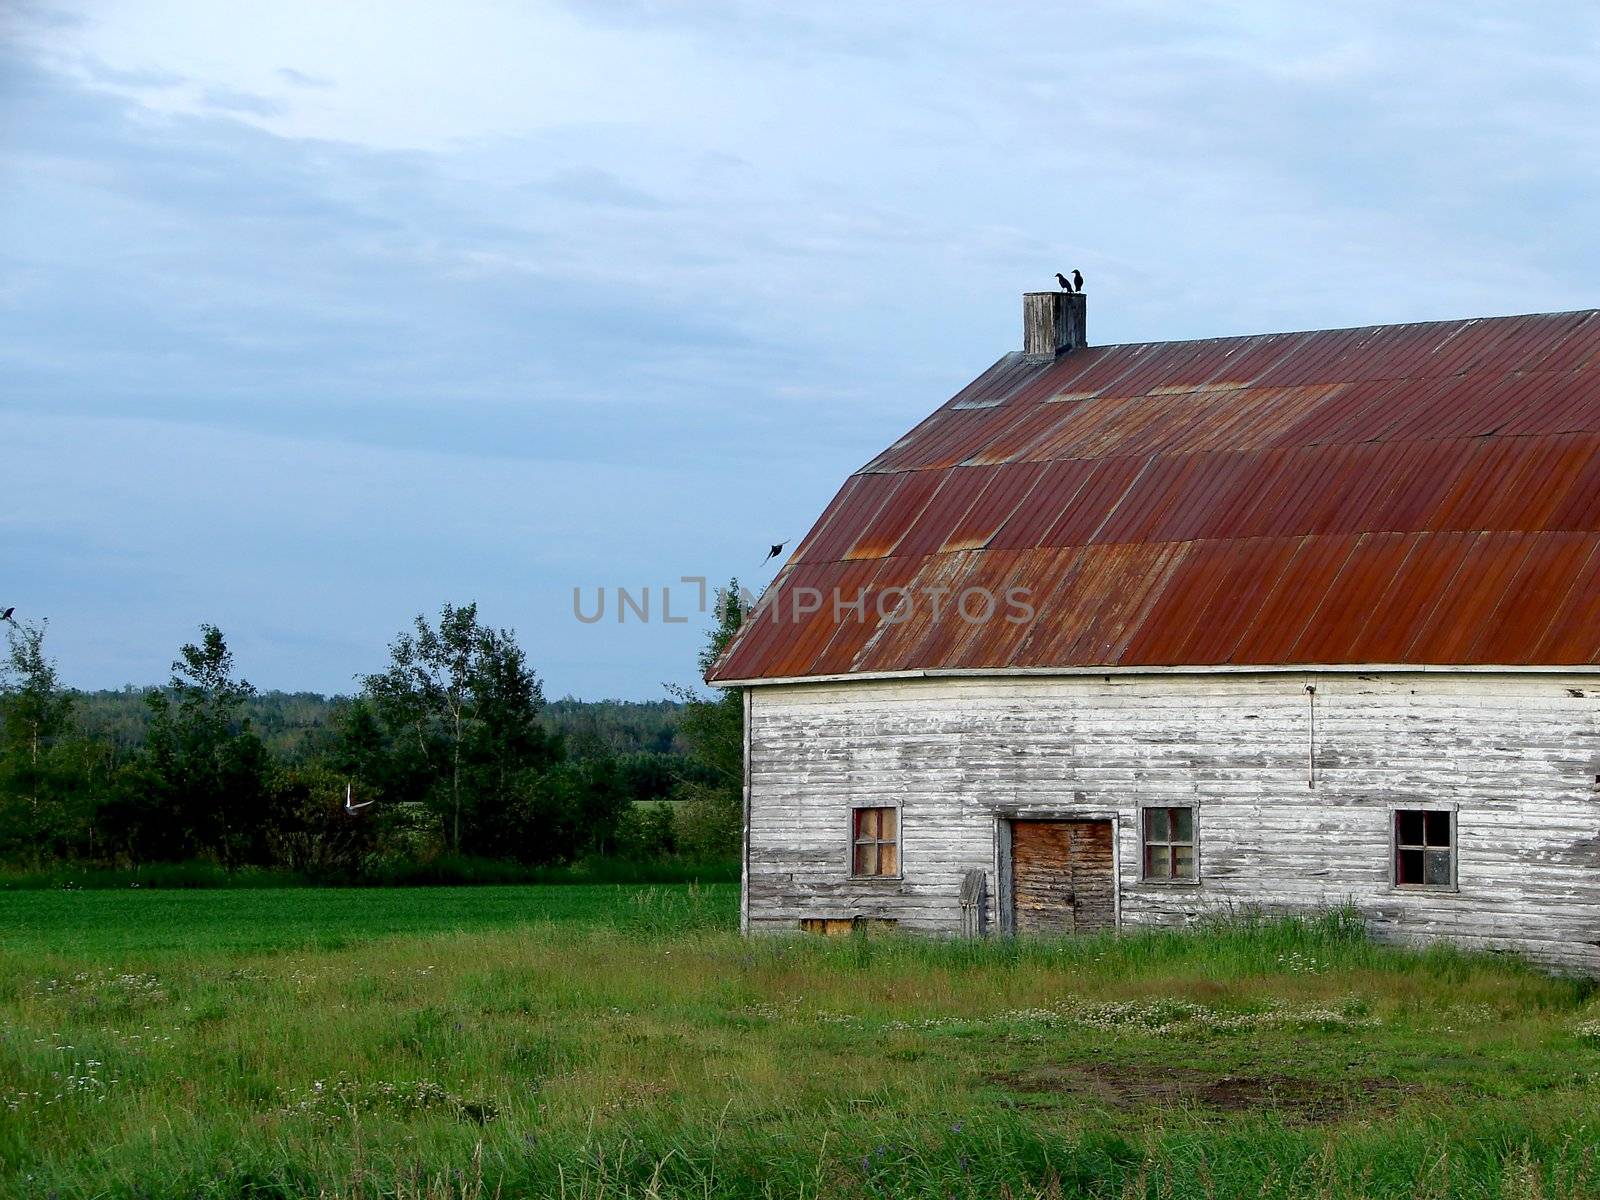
left=745, top=672, right=1600, bottom=972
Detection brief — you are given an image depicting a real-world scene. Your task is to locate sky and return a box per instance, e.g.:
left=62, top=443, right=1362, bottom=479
left=3, top=1, right=1600, bottom=699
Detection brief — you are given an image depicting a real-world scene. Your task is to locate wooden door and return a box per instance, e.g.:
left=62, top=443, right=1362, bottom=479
left=1010, top=820, right=1116, bottom=935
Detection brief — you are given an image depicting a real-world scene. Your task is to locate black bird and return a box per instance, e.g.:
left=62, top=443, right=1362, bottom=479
left=1055, top=271, right=1071, bottom=291
left=0, top=607, right=13, bottom=624
left=762, top=542, right=787, bottom=565
left=1071, top=268, right=1083, bottom=293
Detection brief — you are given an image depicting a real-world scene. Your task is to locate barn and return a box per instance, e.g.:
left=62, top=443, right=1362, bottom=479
left=707, top=291, right=1600, bottom=972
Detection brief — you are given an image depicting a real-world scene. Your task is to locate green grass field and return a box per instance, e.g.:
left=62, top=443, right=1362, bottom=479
left=3, top=886, right=1600, bottom=1198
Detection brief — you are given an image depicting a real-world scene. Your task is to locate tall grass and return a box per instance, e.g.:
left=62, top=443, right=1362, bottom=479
left=2, top=891, right=1597, bottom=1198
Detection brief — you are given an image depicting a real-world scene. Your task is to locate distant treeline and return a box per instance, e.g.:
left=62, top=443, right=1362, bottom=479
left=0, top=588, right=747, bottom=885
left=73, top=689, right=695, bottom=767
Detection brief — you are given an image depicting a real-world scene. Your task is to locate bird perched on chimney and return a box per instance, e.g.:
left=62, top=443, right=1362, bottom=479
left=1054, top=270, right=1085, bottom=293
left=1055, top=272, right=1070, bottom=291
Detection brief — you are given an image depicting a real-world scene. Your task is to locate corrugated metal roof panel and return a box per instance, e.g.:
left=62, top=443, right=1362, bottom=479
left=1498, top=371, right=1595, bottom=437
left=842, top=470, right=945, bottom=560
left=948, top=354, right=1053, bottom=409
left=1176, top=537, right=1305, bottom=663
left=1224, top=534, right=1363, bottom=664
left=797, top=473, right=902, bottom=563
left=942, top=460, right=1049, bottom=551
left=852, top=551, right=985, bottom=673
left=1408, top=531, right=1540, bottom=663
left=1464, top=532, right=1600, bottom=664
left=1545, top=438, right=1600, bottom=530
left=806, top=556, right=923, bottom=676
left=963, top=400, right=1085, bottom=465
left=987, top=458, right=1106, bottom=549
left=898, top=549, right=1035, bottom=669
left=1119, top=537, right=1274, bottom=665
left=1287, top=531, right=1420, bottom=662
left=1521, top=312, right=1600, bottom=373
left=709, top=309, right=1600, bottom=682
left=787, top=475, right=870, bottom=564
left=1041, top=457, right=1149, bottom=545
left=1014, top=542, right=1189, bottom=666
left=1342, top=531, right=1478, bottom=662
left=1532, top=535, right=1600, bottom=662
left=893, top=466, right=999, bottom=558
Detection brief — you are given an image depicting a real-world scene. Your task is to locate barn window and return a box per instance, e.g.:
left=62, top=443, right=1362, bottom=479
left=1394, top=809, right=1454, bottom=888
left=1142, top=806, right=1196, bottom=881
left=851, top=807, right=899, bottom=877
left=800, top=917, right=899, bottom=935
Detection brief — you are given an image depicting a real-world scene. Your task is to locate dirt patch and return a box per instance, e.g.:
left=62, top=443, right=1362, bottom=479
left=989, top=1062, right=1408, bottom=1124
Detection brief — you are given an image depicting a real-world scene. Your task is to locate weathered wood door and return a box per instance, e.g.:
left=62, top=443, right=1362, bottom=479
left=1010, top=820, right=1116, bottom=935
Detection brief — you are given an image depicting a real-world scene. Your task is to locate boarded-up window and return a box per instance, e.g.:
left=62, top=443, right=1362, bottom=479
left=799, top=918, right=857, bottom=936
left=800, top=917, right=899, bottom=936
left=1395, top=809, right=1454, bottom=887
left=852, top=807, right=899, bottom=877
left=1142, top=806, right=1196, bottom=881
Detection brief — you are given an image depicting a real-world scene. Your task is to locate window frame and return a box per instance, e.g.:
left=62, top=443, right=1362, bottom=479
left=1390, top=803, right=1458, bottom=892
left=1138, top=802, right=1200, bottom=885
left=848, top=803, right=903, bottom=880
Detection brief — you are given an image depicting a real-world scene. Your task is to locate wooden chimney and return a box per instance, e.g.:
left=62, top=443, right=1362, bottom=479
left=1023, top=290, right=1087, bottom=358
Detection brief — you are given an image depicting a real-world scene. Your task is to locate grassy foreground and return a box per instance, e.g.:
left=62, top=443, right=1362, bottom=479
left=2, top=888, right=1600, bottom=1198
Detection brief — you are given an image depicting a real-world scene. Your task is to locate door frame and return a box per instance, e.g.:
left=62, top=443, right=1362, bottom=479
left=994, top=810, right=1121, bottom=936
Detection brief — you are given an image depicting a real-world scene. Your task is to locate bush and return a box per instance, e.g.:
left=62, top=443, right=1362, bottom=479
left=615, top=801, right=678, bottom=860
left=264, top=763, right=377, bottom=879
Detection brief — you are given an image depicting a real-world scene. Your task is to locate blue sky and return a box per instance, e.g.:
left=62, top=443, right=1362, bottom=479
left=3, top=1, right=1599, bottom=699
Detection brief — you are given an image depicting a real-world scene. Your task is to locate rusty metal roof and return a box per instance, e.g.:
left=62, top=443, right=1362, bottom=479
left=710, top=310, right=1600, bottom=683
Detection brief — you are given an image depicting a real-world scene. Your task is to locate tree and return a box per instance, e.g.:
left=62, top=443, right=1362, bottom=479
left=105, top=625, right=271, bottom=865
left=0, top=619, right=98, bottom=863
left=477, top=754, right=631, bottom=866
left=463, top=622, right=561, bottom=823
left=668, top=579, right=748, bottom=857
left=362, top=603, right=555, bottom=855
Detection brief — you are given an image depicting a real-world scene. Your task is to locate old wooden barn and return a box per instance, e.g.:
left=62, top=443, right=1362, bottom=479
left=708, top=291, right=1600, bottom=972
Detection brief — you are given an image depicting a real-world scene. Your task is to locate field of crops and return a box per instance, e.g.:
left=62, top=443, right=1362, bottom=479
left=3, top=884, right=1600, bottom=1198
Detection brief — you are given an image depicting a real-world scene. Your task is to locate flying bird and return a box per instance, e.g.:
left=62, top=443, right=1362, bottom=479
left=0, top=607, right=13, bottom=624
left=762, top=541, right=787, bottom=565
left=343, top=781, right=374, bottom=815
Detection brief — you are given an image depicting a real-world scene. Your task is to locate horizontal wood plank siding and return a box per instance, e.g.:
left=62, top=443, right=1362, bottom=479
left=745, top=673, right=1600, bottom=972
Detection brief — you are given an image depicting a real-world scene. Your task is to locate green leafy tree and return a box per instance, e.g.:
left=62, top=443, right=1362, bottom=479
left=327, top=697, right=389, bottom=784
left=668, top=579, right=748, bottom=858
left=363, top=604, right=487, bottom=853
left=362, top=603, right=557, bottom=855
left=463, top=622, right=562, bottom=823
left=105, top=625, right=271, bottom=865
left=0, top=619, right=100, bottom=863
